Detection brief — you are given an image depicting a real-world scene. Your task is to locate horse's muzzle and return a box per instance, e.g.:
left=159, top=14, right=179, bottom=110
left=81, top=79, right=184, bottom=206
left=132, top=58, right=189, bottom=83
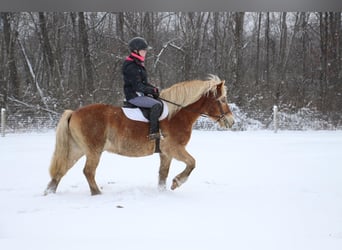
left=222, top=114, right=234, bottom=129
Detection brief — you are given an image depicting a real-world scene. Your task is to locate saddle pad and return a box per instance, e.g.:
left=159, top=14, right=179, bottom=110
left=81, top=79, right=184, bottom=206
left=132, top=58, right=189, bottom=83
left=122, top=101, right=169, bottom=122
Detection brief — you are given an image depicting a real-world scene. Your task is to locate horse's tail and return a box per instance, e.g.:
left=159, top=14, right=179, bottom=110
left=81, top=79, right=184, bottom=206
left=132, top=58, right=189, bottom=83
left=49, top=109, right=73, bottom=181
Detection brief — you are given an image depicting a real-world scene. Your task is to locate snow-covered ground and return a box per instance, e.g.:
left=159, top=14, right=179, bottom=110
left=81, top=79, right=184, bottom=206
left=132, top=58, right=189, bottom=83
left=1, top=130, right=342, bottom=249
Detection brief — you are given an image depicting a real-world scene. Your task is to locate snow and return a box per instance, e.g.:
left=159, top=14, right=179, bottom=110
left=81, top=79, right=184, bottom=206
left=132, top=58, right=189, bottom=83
left=1, top=130, right=342, bottom=249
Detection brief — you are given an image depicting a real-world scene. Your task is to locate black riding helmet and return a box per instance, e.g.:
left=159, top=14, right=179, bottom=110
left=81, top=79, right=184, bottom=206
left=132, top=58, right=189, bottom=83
left=128, top=37, right=151, bottom=51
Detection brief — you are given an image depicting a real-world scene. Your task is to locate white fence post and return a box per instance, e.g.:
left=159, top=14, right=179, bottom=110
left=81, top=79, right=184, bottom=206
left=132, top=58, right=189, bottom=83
left=1, top=108, right=6, bottom=137
left=273, top=105, right=278, bottom=133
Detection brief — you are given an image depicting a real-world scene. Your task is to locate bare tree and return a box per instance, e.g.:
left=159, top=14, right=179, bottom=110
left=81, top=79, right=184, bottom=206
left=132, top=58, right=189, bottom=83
left=1, top=12, right=19, bottom=99
left=78, top=12, right=94, bottom=97
left=233, top=12, right=245, bottom=105
left=274, top=12, right=287, bottom=105
left=255, top=12, right=262, bottom=85
left=265, top=12, right=270, bottom=87
left=0, top=11, right=341, bottom=130
left=319, top=12, right=329, bottom=112
left=38, top=12, right=55, bottom=87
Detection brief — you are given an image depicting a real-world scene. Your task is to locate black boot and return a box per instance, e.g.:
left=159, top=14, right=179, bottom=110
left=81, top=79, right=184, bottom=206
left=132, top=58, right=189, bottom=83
left=148, top=103, right=162, bottom=140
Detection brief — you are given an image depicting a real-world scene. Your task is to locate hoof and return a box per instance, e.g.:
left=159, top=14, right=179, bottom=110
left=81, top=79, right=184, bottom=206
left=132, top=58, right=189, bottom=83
left=90, top=190, right=102, bottom=196
left=158, top=180, right=167, bottom=191
left=171, top=178, right=180, bottom=190
left=158, top=184, right=167, bottom=192
left=44, top=180, right=58, bottom=195
left=43, top=188, right=56, bottom=196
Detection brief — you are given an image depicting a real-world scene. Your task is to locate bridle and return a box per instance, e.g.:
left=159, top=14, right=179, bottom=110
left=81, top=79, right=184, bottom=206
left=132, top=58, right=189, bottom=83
left=215, top=100, right=231, bottom=128
left=158, top=97, right=231, bottom=127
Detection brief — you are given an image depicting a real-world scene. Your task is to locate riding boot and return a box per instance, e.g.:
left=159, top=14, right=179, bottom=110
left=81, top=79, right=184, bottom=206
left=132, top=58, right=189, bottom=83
left=148, top=103, right=162, bottom=140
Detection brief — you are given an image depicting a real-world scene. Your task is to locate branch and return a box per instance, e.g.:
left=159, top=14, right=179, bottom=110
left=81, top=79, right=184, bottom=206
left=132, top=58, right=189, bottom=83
left=153, top=42, right=169, bottom=70
left=17, top=39, right=53, bottom=120
left=168, top=43, right=185, bottom=53
left=86, top=12, right=109, bottom=31
left=6, top=95, right=59, bottom=115
left=153, top=39, right=184, bottom=70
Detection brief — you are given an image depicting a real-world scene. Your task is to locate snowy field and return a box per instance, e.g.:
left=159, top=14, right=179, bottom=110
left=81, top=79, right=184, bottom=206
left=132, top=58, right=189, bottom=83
left=1, top=130, right=342, bottom=249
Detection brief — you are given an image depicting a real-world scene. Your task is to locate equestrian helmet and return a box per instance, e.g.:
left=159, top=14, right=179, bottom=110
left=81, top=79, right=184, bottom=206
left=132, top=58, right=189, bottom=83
left=128, top=37, right=151, bottom=51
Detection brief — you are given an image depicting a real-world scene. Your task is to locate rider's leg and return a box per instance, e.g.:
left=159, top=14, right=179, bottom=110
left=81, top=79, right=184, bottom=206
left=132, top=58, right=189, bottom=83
left=148, top=103, right=162, bottom=140
left=128, top=96, right=163, bottom=140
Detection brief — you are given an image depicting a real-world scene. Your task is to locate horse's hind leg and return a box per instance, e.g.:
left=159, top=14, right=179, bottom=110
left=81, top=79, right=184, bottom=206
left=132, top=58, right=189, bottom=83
left=45, top=143, right=83, bottom=195
left=158, top=153, right=172, bottom=190
left=171, top=149, right=195, bottom=190
left=83, top=153, right=102, bottom=195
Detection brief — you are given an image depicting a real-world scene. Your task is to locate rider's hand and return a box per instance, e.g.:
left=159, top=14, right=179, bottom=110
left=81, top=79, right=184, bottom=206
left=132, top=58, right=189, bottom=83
left=152, top=87, right=159, bottom=99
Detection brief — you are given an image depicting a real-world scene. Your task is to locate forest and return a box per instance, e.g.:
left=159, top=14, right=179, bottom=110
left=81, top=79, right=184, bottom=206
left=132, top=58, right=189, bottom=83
left=0, top=12, right=341, bottom=131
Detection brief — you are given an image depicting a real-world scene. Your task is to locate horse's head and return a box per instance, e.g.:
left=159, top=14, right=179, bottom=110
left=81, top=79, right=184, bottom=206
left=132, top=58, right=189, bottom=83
left=205, top=80, right=234, bottom=129
left=160, top=75, right=234, bottom=129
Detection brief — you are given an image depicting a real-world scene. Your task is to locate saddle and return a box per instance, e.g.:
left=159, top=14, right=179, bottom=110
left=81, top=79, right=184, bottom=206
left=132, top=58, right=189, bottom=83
left=121, top=100, right=168, bottom=122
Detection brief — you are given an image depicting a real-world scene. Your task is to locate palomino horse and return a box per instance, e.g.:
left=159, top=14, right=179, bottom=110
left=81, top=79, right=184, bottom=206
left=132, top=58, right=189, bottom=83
left=44, top=75, right=234, bottom=195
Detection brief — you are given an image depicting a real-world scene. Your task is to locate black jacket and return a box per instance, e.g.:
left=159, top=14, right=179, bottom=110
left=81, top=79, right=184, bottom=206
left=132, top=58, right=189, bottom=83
left=122, top=53, right=156, bottom=101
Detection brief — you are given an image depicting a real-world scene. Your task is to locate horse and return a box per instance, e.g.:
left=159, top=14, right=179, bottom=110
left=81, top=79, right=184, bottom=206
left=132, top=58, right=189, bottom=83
left=44, top=75, right=234, bottom=195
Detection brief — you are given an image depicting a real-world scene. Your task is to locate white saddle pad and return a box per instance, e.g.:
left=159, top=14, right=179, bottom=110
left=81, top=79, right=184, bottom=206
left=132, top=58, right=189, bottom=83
left=122, top=101, right=168, bottom=122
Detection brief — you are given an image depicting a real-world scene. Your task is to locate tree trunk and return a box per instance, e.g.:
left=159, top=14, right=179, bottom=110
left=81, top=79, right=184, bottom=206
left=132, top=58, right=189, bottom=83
left=327, top=12, right=340, bottom=112
left=335, top=12, right=342, bottom=113
left=116, top=12, right=125, bottom=43
left=233, top=12, right=245, bottom=105
left=300, top=12, right=309, bottom=107
left=319, top=12, right=328, bottom=112
left=213, top=12, right=219, bottom=67
left=70, top=12, right=84, bottom=103
left=0, top=18, right=7, bottom=108
left=38, top=12, right=55, bottom=87
left=255, top=12, right=262, bottom=85
left=78, top=12, right=94, bottom=96
left=1, top=12, right=20, bottom=98
left=265, top=12, right=270, bottom=87
left=275, top=12, right=287, bottom=105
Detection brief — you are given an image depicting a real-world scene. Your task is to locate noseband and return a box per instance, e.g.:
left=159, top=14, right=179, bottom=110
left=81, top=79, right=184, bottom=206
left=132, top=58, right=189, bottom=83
left=214, top=100, right=231, bottom=127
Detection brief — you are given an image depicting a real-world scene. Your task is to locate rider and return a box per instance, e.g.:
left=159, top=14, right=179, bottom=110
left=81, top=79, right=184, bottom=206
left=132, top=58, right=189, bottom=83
left=122, top=37, right=162, bottom=140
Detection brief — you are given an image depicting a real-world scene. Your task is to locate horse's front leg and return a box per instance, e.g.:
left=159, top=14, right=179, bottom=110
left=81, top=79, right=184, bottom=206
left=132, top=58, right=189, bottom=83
left=158, top=153, right=172, bottom=190
left=171, top=149, right=195, bottom=190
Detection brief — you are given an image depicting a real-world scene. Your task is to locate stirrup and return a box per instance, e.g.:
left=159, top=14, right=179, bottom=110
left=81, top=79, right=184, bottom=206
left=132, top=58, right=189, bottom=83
left=148, top=132, right=161, bottom=140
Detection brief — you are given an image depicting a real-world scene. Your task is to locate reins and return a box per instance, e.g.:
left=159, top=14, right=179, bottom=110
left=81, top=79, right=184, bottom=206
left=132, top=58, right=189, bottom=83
left=158, top=97, right=207, bottom=118
left=158, top=97, right=228, bottom=122
left=158, top=97, right=183, bottom=109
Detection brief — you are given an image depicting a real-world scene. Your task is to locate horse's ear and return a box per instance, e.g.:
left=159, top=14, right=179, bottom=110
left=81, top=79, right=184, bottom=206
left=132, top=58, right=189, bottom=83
left=216, top=80, right=225, bottom=96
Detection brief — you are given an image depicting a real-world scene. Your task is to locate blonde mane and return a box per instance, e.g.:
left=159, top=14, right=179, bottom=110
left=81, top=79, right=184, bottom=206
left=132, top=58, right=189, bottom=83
left=160, top=74, right=226, bottom=118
